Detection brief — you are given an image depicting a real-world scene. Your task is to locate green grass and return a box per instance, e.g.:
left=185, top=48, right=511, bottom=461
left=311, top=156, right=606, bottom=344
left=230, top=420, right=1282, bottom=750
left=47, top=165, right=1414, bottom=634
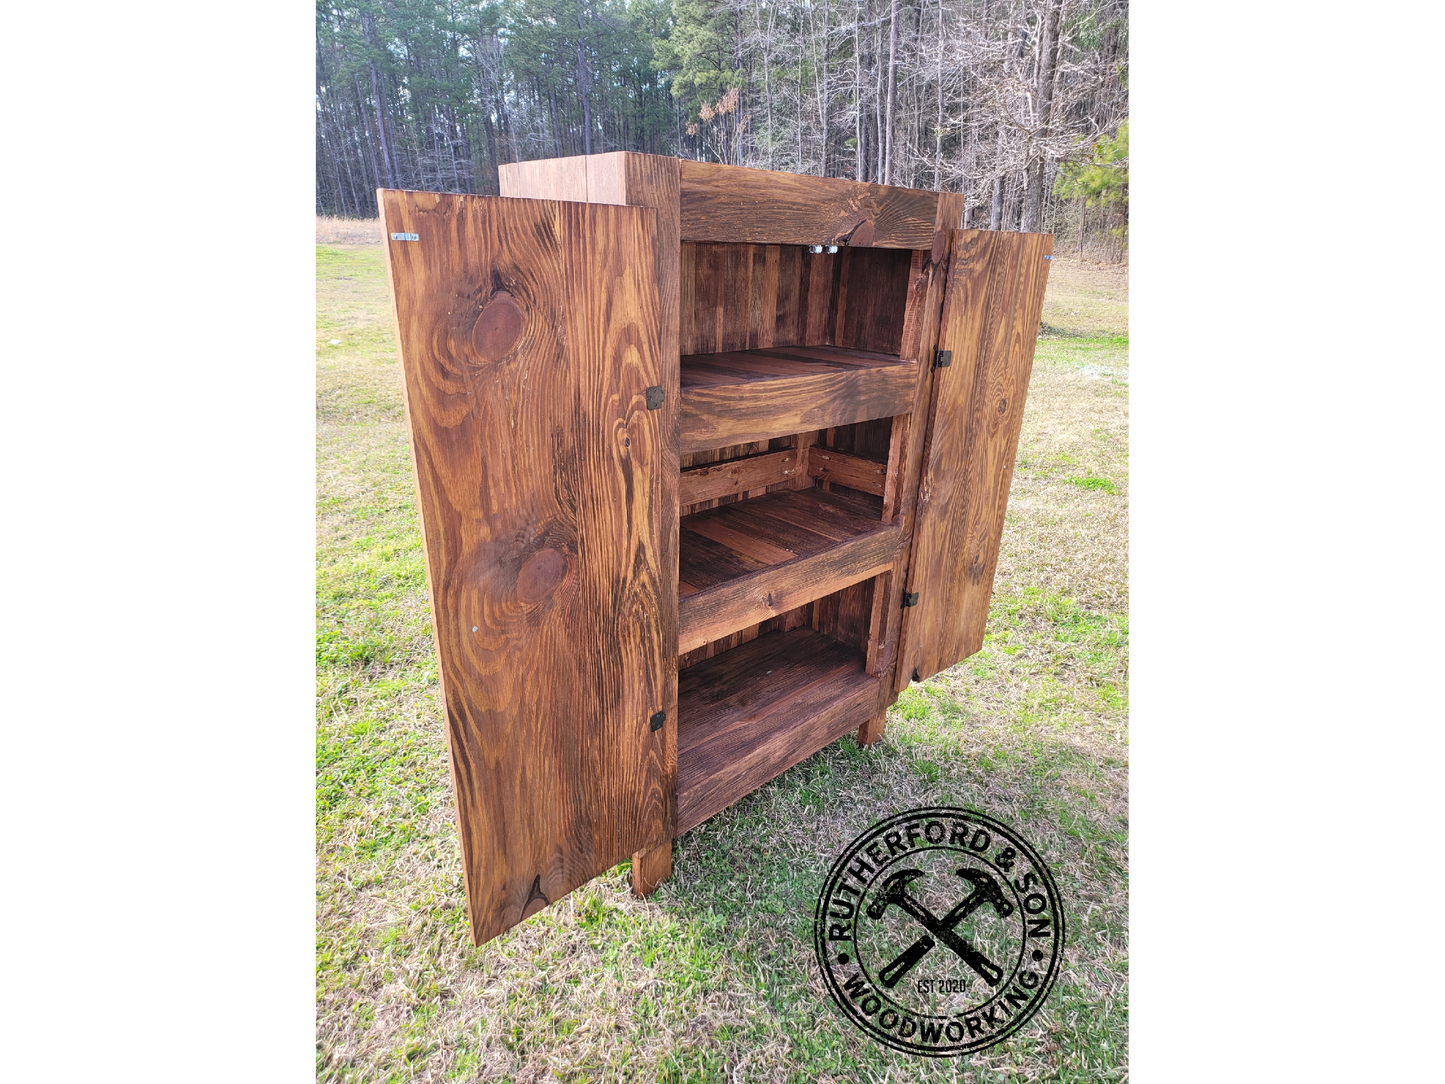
left=316, top=242, right=1128, bottom=1081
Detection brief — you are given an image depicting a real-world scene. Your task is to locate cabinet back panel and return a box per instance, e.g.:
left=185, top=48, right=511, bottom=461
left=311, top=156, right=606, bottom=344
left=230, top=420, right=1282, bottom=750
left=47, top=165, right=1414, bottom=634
left=682, top=243, right=913, bottom=357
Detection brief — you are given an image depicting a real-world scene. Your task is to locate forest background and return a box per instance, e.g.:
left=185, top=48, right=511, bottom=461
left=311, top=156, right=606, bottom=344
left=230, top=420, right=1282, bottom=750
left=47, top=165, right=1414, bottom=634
left=316, top=0, right=1129, bottom=257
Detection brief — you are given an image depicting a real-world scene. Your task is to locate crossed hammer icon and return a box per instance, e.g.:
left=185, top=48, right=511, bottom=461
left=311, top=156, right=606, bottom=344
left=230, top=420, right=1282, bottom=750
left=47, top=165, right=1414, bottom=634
left=865, top=867, right=1015, bottom=988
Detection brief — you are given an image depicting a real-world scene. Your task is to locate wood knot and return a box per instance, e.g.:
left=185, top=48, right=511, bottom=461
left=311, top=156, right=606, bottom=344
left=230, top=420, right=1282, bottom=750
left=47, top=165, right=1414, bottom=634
left=516, top=547, right=568, bottom=605
left=471, top=290, right=524, bottom=362
left=843, top=218, right=875, bottom=248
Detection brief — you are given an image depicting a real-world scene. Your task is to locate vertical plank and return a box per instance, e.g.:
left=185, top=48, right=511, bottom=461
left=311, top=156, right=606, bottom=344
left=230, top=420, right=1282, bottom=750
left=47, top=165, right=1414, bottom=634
left=774, top=244, right=803, bottom=345
left=856, top=708, right=888, bottom=747
left=935, top=191, right=966, bottom=233
left=680, top=242, right=697, bottom=356
left=720, top=243, right=755, bottom=351
left=754, top=245, right=780, bottom=348
left=695, top=243, right=723, bottom=354
left=898, top=230, right=1053, bottom=684
left=802, top=249, right=837, bottom=344
left=869, top=244, right=951, bottom=692
left=631, top=837, right=673, bottom=897
left=380, top=190, right=668, bottom=945
left=616, top=153, right=682, bottom=848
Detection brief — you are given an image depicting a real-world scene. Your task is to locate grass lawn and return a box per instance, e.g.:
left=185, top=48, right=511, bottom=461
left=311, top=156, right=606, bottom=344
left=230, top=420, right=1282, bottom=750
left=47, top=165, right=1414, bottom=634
left=316, top=227, right=1128, bottom=1083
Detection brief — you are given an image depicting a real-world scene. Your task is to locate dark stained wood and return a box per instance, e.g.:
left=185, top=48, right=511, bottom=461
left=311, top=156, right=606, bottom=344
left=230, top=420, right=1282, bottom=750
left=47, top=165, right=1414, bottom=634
left=802, top=248, right=838, bottom=342
left=856, top=708, right=887, bottom=746
left=679, top=449, right=802, bottom=507
left=678, top=489, right=900, bottom=652
left=676, top=627, right=882, bottom=833
left=631, top=837, right=672, bottom=897
left=870, top=242, right=954, bottom=690
left=379, top=189, right=669, bottom=946
left=833, top=247, right=913, bottom=355
left=899, top=229, right=1053, bottom=685
left=807, top=447, right=888, bottom=496
left=680, top=160, right=942, bottom=249
left=935, top=191, right=966, bottom=234
left=683, top=241, right=897, bottom=358
left=680, top=346, right=918, bottom=453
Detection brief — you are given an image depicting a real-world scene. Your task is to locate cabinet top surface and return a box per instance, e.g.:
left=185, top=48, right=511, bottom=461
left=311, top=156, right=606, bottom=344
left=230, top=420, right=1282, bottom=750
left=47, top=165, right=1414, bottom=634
left=499, top=152, right=962, bottom=248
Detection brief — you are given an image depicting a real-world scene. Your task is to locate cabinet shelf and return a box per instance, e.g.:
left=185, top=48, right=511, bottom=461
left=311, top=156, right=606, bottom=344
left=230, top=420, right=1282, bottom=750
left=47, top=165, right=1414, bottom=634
left=679, top=345, right=917, bottom=453
left=678, top=487, right=899, bottom=653
left=676, top=626, right=881, bottom=834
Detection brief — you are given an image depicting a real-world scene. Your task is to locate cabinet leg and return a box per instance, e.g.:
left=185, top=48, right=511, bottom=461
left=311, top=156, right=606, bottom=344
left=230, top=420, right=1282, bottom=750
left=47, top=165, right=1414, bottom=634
left=856, top=709, right=887, bottom=747
left=631, top=837, right=673, bottom=897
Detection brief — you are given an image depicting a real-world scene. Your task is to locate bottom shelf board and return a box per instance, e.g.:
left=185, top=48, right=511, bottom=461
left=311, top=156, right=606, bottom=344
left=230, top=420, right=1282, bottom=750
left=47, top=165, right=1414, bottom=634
left=676, top=626, right=881, bottom=834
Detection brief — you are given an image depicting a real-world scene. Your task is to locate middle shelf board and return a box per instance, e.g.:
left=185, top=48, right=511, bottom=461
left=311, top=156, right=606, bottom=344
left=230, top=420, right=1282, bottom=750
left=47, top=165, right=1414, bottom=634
left=676, top=625, right=882, bottom=835
left=679, top=345, right=918, bottom=453
left=678, top=487, right=899, bottom=653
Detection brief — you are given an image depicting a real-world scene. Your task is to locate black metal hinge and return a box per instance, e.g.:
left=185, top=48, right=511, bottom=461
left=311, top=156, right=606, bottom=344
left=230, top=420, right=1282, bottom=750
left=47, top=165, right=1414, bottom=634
left=645, top=386, right=664, bottom=409
left=649, top=710, right=666, bottom=732
left=902, top=591, right=920, bottom=607
left=933, top=349, right=952, bottom=369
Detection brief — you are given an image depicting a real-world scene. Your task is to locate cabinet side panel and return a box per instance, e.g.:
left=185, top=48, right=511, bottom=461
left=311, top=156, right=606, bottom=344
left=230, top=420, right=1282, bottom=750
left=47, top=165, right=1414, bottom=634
left=380, top=191, right=668, bottom=944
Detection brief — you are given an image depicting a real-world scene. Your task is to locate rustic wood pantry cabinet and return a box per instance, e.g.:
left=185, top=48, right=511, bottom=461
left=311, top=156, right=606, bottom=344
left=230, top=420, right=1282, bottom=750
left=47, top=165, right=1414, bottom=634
left=379, top=153, right=1053, bottom=946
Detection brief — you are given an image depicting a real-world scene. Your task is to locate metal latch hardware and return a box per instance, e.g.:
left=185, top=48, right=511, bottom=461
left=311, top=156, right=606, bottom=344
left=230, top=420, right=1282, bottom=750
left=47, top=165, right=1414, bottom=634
left=645, top=386, right=664, bottom=410
left=902, top=591, right=920, bottom=607
left=649, top=710, right=666, bottom=732
left=933, top=349, right=952, bottom=369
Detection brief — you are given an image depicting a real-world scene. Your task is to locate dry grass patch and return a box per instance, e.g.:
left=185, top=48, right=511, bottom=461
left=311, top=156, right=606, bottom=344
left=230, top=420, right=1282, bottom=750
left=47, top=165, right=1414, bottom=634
left=319, top=216, right=383, bottom=245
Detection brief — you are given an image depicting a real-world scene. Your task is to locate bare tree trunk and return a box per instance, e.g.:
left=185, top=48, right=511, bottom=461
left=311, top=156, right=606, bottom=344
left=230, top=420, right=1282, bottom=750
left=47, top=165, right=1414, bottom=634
left=820, top=0, right=831, bottom=175
left=854, top=0, right=865, bottom=181
left=874, top=14, right=884, bottom=182
left=935, top=0, right=945, bottom=188
left=989, top=123, right=1005, bottom=229
left=1022, top=0, right=1062, bottom=231
left=883, top=0, right=899, bottom=184
left=575, top=15, right=593, bottom=156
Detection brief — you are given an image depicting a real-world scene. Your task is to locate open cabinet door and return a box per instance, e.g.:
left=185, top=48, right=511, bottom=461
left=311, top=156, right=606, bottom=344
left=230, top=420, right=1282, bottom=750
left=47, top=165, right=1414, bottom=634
left=379, top=190, right=673, bottom=945
left=897, top=229, right=1053, bottom=688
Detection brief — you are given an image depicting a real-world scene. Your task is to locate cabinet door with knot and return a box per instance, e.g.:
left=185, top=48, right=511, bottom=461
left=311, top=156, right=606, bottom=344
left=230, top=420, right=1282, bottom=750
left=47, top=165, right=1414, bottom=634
left=381, top=190, right=673, bottom=945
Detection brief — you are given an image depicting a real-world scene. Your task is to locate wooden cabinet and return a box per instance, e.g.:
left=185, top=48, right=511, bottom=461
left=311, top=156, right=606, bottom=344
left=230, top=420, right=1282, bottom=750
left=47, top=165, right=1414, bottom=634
left=379, top=154, right=1053, bottom=946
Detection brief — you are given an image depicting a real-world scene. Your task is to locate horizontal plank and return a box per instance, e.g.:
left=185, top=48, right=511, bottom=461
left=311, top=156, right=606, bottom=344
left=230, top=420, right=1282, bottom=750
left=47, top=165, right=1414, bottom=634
left=679, top=521, right=900, bottom=653
left=680, top=161, right=942, bottom=249
left=807, top=448, right=889, bottom=496
left=677, top=626, right=881, bottom=833
left=679, top=449, right=801, bottom=507
left=680, top=347, right=917, bottom=453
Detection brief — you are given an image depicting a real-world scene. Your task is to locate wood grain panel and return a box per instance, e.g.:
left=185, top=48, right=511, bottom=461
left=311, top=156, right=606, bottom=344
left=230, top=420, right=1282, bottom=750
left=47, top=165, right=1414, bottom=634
left=497, top=157, right=588, bottom=201
left=379, top=189, right=668, bottom=945
left=832, top=247, right=913, bottom=355
left=871, top=244, right=953, bottom=689
left=631, top=837, right=672, bottom=897
left=935, top=191, right=966, bottom=233
left=899, top=229, right=1053, bottom=685
left=680, top=346, right=918, bottom=452
left=679, top=449, right=801, bottom=507
left=676, top=626, right=881, bottom=833
left=680, top=160, right=942, bottom=249
left=807, top=447, right=888, bottom=496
